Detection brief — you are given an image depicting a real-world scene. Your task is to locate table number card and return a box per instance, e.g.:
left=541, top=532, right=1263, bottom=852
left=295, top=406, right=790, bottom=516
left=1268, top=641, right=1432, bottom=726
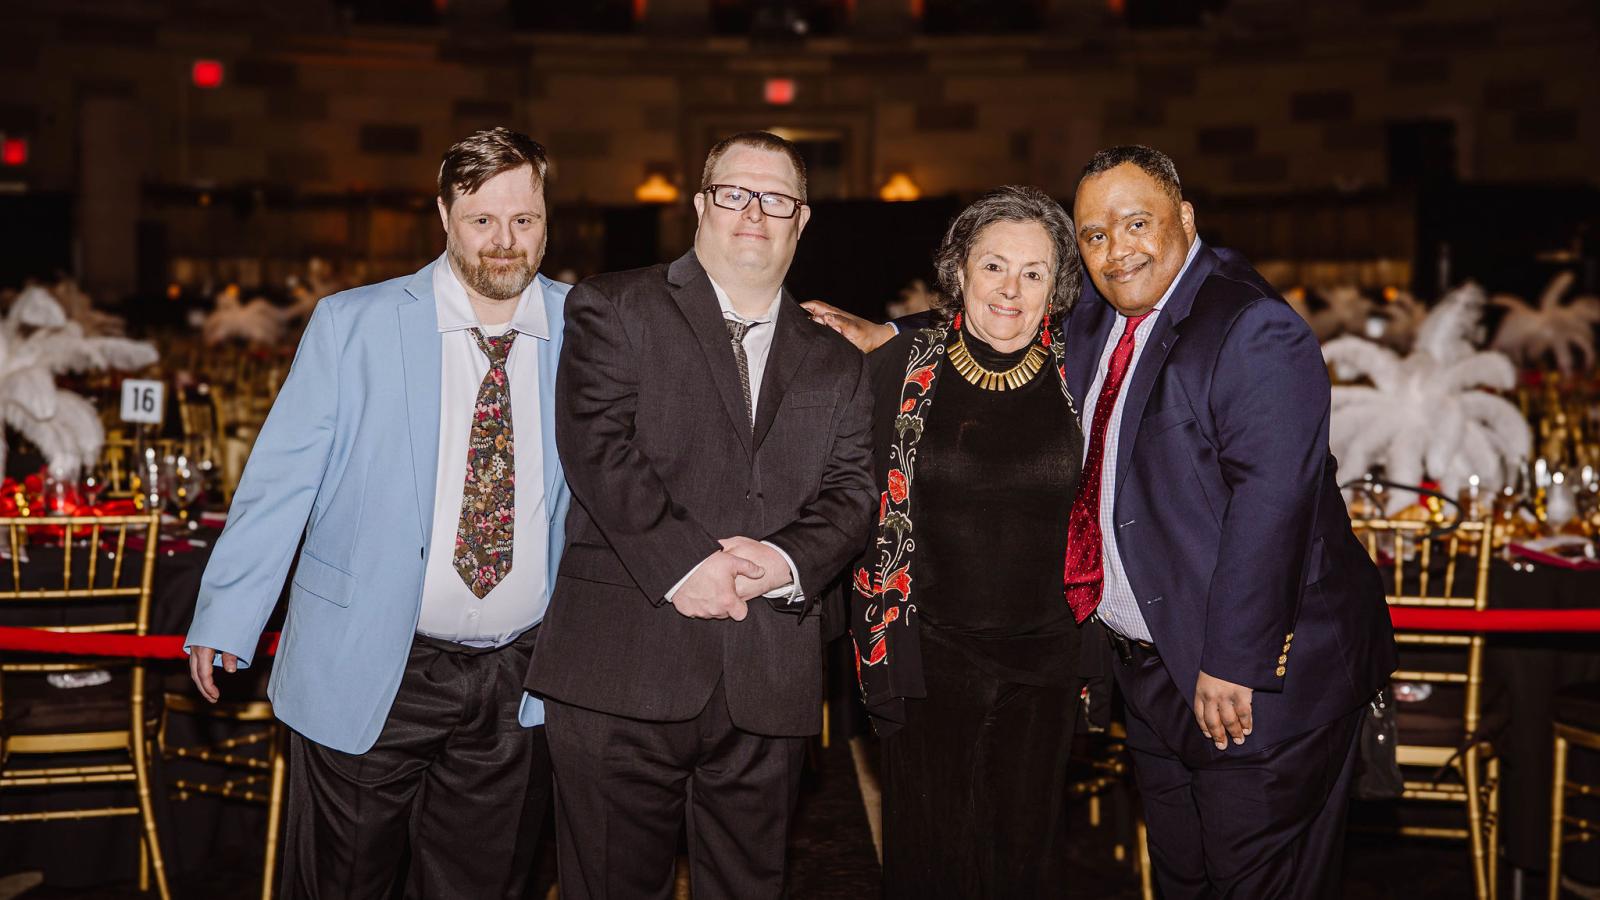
left=120, top=379, right=165, bottom=425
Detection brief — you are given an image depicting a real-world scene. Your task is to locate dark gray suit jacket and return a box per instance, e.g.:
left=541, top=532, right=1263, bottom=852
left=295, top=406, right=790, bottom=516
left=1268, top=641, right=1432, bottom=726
left=526, top=250, right=876, bottom=736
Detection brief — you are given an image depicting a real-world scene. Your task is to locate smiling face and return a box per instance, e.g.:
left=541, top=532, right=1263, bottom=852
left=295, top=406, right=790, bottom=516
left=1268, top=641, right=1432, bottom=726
left=692, top=144, right=810, bottom=287
left=957, top=219, right=1056, bottom=353
left=436, top=164, right=547, bottom=310
left=1074, top=162, right=1196, bottom=316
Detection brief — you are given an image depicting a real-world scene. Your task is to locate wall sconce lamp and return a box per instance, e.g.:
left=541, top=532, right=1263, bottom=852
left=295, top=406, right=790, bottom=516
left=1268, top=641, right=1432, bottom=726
left=635, top=173, right=680, bottom=204
left=879, top=172, right=920, bottom=202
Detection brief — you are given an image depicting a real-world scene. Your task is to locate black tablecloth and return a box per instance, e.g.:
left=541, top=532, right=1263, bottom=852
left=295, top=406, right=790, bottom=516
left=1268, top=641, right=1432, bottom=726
left=1484, top=560, right=1600, bottom=876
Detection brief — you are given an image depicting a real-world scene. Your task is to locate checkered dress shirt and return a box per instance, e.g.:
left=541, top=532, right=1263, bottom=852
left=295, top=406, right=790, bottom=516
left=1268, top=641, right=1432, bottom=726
left=1078, top=238, right=1202, bottom=643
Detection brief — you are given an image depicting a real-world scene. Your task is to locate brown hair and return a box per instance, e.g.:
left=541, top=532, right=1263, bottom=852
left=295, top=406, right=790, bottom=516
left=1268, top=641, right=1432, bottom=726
left=930, top=185, right=1081, bottom=324
left=438, top=127, right=549, bottom=208
left=699, top=131, right=808, bottom=203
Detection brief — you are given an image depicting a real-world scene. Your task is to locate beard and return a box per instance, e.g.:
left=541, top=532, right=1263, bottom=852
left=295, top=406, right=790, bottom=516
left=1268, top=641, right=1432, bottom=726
left=449, top=238, right=537, bottom=301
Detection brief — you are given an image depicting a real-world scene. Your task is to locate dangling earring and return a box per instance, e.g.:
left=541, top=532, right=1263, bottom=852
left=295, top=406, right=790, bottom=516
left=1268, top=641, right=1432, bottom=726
left=953, top=311, right=963, bottom=331
left=1040, top=312, right=1052, bottom=348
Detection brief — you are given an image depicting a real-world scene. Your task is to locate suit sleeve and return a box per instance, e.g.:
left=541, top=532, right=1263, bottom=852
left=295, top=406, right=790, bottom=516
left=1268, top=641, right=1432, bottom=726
left=555, top=280, right=721, bottom=602
left=1199, top=298, right=1328, bottom=692
left=892, top=311, right=934, bottom=333
left=185, top=300, right=342, bottom=666
left=761, top=350, right=877, bottom=616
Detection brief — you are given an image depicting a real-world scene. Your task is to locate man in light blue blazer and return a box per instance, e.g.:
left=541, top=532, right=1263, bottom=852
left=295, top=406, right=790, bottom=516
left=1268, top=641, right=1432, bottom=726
left=185, top=128, right=570, bottom=899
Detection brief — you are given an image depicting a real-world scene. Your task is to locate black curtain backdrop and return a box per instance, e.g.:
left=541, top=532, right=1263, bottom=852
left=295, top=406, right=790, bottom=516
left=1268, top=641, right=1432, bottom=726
left=0, top=192, right=73, bottom=288
left=787, top=196, right=961, bottom=322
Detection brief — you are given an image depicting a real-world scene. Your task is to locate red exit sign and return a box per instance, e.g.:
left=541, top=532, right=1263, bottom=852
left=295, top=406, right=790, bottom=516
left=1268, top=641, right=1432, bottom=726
left=764, top=78, right=796, bottom=105
left=1, top=137, right=26, bottom=166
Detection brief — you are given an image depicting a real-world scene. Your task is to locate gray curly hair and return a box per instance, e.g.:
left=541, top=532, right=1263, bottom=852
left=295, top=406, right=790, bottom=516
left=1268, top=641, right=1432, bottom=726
left=930, top=185, right=1081, bottom=326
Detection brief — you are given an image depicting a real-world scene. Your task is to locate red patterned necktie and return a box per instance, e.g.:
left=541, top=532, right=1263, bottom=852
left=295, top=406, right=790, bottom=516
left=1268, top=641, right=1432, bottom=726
left=454, top=328, right=517, bottom=599
left=1064, top=311, right=1152, bottom=623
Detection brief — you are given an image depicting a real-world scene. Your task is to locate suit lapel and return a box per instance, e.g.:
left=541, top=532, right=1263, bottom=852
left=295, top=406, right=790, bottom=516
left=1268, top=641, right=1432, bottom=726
left=1112, top=244, right=1217, bottom=502
left=397, top=265, right=443, bottom=545
left=1065, top=287, right=1115, bottom=410
left=1112, top=314, right=1179, bottom=502
left=752, top=293, right=816, bottom=452
left=668, top=251, right=753, bottom=456
left=535, top=274, right=565, bottom=523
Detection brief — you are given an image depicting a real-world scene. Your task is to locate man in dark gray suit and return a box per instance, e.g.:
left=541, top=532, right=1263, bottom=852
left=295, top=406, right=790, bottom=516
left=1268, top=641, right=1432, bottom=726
left=526, top=131, right=875, bottom=899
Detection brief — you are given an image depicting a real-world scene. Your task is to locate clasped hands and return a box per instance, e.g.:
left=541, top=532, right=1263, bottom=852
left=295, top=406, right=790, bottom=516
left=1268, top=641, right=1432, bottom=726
left=669, top=536, right=792, bottom=622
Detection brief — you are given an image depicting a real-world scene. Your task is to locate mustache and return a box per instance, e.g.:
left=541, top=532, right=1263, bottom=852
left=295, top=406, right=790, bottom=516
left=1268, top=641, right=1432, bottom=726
left=479, top=248, right=527, bottom=260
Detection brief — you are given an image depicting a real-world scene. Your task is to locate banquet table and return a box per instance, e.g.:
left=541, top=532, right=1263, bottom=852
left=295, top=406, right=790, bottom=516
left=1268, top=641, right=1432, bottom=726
left=0, top=519, right=283, bottom=890
left=1481, top=558, right=1600, bottom=880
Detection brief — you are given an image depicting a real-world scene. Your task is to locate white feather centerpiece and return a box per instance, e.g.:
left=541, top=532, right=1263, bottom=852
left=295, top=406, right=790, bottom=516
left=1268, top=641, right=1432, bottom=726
left=1287, top=285, right=1374, bottom=343
left=202, top=285, right=288, bottom=347
left=1375, top=288, right=1425, bottom=353
left=0, top=287, right=160, bottom=477
left=1323, top=282, right=1532, bottom=513
left=1490, top=272, right=1600, bottom=375
left=50, top=278, right=129, bottom=336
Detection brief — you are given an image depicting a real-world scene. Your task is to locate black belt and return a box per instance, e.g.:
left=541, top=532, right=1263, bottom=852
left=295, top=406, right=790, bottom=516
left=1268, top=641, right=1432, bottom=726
left=1093, top=615, right=1156, bottom=666
left=413, top=624, right=538, bottom=657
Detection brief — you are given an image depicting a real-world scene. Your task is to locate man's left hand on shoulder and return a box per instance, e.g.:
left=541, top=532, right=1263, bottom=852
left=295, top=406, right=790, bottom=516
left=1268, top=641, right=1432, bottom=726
left=1194, top=670, right=1254, bottom=750
left=719, top=536, right=794, bottom=601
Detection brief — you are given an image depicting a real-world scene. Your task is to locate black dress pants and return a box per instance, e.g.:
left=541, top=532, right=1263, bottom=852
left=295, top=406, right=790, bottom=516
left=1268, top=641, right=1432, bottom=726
left=281, top=630, right=551, bottom=900
left=544, top=680, right=806, bottom=900
left=880, top=634, right=1082, bottom=900
left=1113, top=637, right=1361, bottom=900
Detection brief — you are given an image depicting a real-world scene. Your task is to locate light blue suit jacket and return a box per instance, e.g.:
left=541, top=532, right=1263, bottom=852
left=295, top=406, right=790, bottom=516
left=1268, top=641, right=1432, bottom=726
left=185, top=261, right=571, bottom=754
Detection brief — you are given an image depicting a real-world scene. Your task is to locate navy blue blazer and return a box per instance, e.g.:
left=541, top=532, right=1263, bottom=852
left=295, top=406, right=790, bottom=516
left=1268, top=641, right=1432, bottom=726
left=1061, top=243, right=1396, bottom=748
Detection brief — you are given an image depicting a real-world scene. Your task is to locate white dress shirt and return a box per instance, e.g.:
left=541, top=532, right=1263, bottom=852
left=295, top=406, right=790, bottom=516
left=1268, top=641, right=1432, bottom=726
left=416, top=256, right=550, bottom=647
left=663, top=276, right=803, bottom=606
left=1081, top=237, right=1203, bottom=643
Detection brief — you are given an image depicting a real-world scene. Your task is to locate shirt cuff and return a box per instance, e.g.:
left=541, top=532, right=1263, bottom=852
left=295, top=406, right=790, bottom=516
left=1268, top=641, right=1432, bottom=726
left=759, top=541, right=804, bottom=605
left=888, top=320, right=900, bottom=335
left=664, top=556, right=711, bottom=604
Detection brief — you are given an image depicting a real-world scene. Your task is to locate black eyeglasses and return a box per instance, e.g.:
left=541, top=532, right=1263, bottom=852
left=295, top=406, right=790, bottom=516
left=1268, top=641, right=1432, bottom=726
left=703, top=184, right=804, bottom=219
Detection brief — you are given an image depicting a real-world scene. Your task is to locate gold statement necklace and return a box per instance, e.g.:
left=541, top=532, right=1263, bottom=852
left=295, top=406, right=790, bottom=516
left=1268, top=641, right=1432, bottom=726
left=948, top=330, right=1048, bottom=391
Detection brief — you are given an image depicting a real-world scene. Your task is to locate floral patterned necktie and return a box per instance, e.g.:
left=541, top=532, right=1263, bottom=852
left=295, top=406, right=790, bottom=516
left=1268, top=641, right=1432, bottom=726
left=454, top=328, right=517, bottom=598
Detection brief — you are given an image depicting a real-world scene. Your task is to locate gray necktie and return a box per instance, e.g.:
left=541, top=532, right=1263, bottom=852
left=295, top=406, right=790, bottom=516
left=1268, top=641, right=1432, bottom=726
left=725, top=318, right=753, bottom=430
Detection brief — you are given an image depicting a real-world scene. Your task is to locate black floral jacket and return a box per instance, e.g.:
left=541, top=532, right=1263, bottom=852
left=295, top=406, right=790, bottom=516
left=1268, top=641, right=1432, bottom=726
left=849, top=319, right=1107, bottom=734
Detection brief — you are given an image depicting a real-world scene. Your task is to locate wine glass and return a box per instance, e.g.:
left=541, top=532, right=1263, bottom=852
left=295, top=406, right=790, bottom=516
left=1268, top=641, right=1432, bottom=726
left=138, top=449, right=169, bottom=516
left=41, top=472, right=71, bottom=517
left=80, top=460, right=109, bottom=509
left=168, top=455, right=206, bottom=529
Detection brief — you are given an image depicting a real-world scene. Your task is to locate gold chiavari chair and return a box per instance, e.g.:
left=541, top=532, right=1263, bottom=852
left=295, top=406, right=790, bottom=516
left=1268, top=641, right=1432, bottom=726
left=209, top=376, right=282, bottom=501
left=1067, top=722, right=1154, bottom=900
left=158, top=687, right=286, bottom=900
left=99, top=430, right=156, bottom=499
left=0, top=512, right=169, bottom=899
left=177, top=387, right=224, bottom=465
left=1351, top=515, right=1500, bottom=900
left=1548, top=683, right=1600, bottom=899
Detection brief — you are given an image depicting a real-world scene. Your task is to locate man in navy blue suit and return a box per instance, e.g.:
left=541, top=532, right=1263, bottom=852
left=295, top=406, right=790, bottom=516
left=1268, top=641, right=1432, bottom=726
left=1062, top=145, right=1396, bottom=898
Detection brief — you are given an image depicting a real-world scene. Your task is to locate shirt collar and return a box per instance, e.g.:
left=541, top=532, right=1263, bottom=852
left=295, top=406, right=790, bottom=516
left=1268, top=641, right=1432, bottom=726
left=1146, top=236, right=1204, bottom=316
left=431, top=253, right=550, bottom=339
left=706, top=275, right=783, bottom=325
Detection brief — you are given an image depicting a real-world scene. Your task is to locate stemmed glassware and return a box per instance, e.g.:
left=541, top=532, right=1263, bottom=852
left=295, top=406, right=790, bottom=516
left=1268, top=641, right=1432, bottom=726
left=80, top=460, right=109, bottom=509
left=167, top=455, right=206, bottom=529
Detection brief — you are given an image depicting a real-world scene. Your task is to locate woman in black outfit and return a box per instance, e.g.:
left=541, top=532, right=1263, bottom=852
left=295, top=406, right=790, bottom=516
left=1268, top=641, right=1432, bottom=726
left=850, top=186, right=1087, bottom=899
